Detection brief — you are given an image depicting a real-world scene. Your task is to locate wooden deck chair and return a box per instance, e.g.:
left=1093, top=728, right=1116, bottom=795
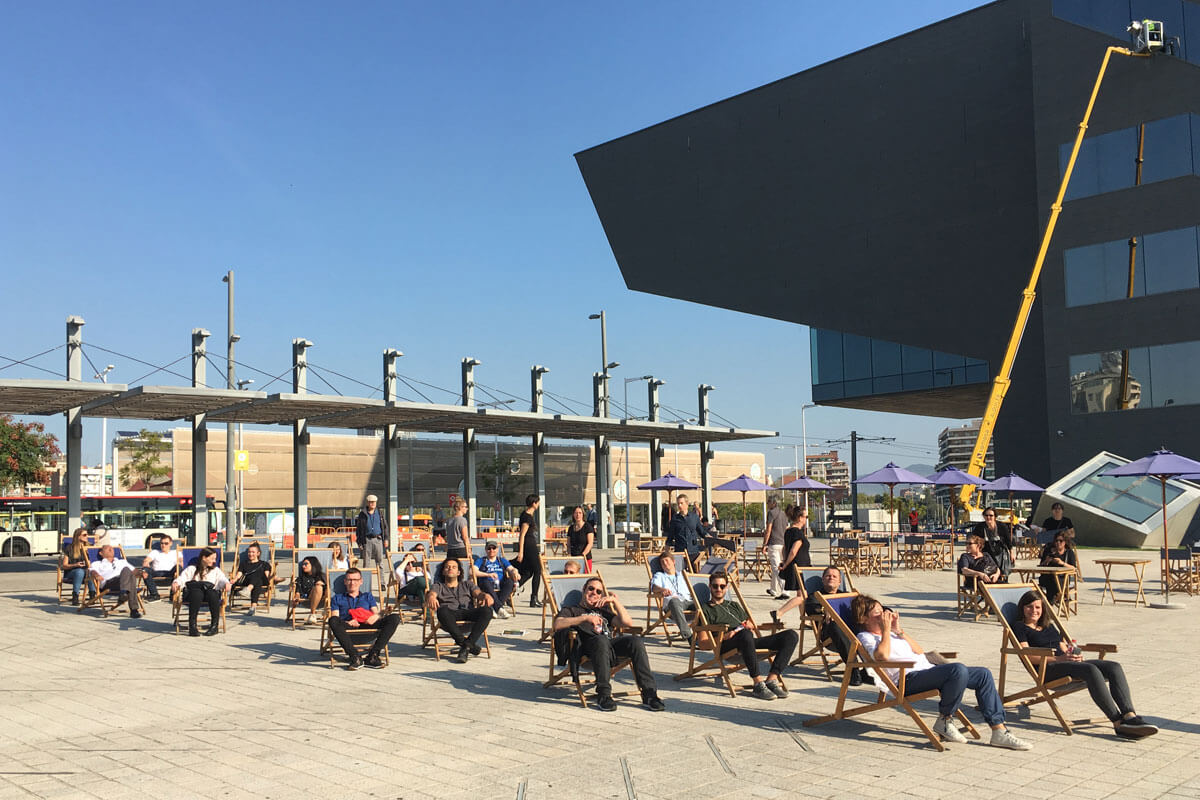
left=929, top=533, right=953, bottom=569
left=538, top=557, right=585, bottom=641
left=980, top=583, right=1117, bottom=734
left=802, top=592, right=979, bottom=751
left=643, top=552, right=693, bottom=644
left=321, top=568, right=393, bottom=668
left=623, top=533, right=643, bottom=564
left=697, top=556, right=739, bottom=585
left=741, top=539, right=770, bottom=581
left=171, top=549, right=228, bottom=634
left=79, top=546, right=144, bottom=617
left=790, top=566, right=855, bottom=680
left=543, top=573, right=636, bottom=708
left=955, top=568, right=991, bottom=621
left=228, top=537, right=279, bottom=614
left=56, top=533, right=95, bottom=605
left=900, top=536, right=931, bottom=570
left=866, top=535, right=891, bottom=574
left=389, top=550, right=428, bottom=622
left=420, top=560, right=493, bottom=661
left=830, top=538, right=863, bottom=575
left=1161, top=548, right=1198, bottom=596
left=140, top=537, right=181, bottom=600
left=672, top=572, right=789, bottom=698
left=286, top=548, right=335, bottom=629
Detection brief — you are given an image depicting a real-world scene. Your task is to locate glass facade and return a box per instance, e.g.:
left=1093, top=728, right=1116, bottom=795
left=1059, top=114, right=1200, bottom=201
left=1069, top=340, right=1200, bottom=412
left=811, top=328, right=989, bottom=401
left=1053, top=0, right=1199, bottom=64
left=1063, top=456, right=1183, bottom=523
left=1064, top=224, right=1200, bottom=306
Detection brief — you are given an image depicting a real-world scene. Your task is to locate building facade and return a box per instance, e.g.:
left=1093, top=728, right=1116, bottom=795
left=576, top=0, right=1200, bottom=486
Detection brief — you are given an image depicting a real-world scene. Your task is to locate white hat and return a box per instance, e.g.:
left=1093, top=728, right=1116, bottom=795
left=366, top=494, right=378, bottom=503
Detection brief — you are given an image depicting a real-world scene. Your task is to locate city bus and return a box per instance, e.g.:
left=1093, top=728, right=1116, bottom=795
left=0, top=495, right=221, bottom=557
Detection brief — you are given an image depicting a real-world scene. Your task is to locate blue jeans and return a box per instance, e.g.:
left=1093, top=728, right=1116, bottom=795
left=903, top=663, right=1006, bottom=726
left=64, top=567, right=86, bottom=594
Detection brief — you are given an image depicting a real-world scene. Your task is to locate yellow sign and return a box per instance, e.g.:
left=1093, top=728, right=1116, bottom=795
left=234, top=450, right=251, bottom=471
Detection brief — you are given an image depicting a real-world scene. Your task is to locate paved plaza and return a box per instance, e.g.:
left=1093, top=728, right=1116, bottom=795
left=0, top=542, right=1197, bottom=800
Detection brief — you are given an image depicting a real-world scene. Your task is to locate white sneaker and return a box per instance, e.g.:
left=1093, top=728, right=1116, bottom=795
left=496, top=607, right=511, bottom=619
left=932, top=716, right=967, bottom=744
left=989, top=727, right=1032, bottom=750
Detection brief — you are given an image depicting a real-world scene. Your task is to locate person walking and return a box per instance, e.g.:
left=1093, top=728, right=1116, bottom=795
left=763, top=497, right=789, bottom=599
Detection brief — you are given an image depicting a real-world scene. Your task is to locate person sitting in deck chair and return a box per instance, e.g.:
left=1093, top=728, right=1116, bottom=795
left=173, top=547, right=229, bottom=636
left=393, top=546, right=428, bottom=602
left=851, top=594, right=1032, bottom=750
left=553, top=575, right=665, bottom=712
left=426, top=557, right=493, bottom=664
left=699, top=571, right=797, bottom=701
left=231, top=543, right=283, bottom=614
left=776, top=565, right=866, bottom=685
left=329, top=567, right=399, bottom=671
left=141, top=535, right=178, bottom=602
left=89, top=544, right=145, bottom=618
left=650, top=549, right=694, bottom=641
left=958, top=535, right=1001, bottom=591
left=473, top=540, right=519, bottom=620
left=563, top=560, right=582, bottom=575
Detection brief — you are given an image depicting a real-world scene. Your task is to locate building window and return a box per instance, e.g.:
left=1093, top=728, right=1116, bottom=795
left=810, top=328, right=989, bottom=400
left=1060, top=114, right=1200, bottom=201
left=1069, top=340, right=1200, bottom=412
left=1064, top=224, right=1200, bottom=307
left=1063, top=456, right=1183, bottom=523
left=1053, top=0, right=1195, bottom=63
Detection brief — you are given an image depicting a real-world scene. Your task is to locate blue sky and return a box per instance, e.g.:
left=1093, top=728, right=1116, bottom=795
left=0, top=1, right=986, bottom=475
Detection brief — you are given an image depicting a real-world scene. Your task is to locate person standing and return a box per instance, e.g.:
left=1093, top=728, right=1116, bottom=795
left=908, top=508, right=920, bottom=533
left=667, top=494, right=703, bottom=565
left=443, top=499, right=470, bottom=560
left=565, top=505, right=595, bottom=572
left=763, top=497, right=789, bottom=599
left=511, top=494, right=542, bottom=608
left=779, top=505, right=811, bottom=596
left=355, top=494, right=389, bottom=581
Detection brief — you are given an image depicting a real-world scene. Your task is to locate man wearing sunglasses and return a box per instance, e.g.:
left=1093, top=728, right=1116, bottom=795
left=553, top=577, right=666, bottom=712
left=700, top=571, right=798, bottom=701
left=473, top=540, right=519, bottom=619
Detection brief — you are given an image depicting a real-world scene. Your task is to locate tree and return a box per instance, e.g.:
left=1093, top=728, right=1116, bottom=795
left=0, top=414, right=60, bottom=494
left=118, top=429, right=171, bottom=489
left=477, top=455, right=527, bottom=519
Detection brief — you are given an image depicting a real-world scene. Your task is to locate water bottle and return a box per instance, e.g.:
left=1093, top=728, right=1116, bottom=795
left=1070, top=639, right=1081, bottom=656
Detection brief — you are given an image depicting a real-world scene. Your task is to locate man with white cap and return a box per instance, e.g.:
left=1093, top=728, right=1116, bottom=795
left=355, top=494, right=388, bottom=582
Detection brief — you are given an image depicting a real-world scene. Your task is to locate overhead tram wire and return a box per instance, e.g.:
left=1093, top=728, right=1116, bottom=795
left=85, top=343, right=199, bottom=387
left=0, top=345, right=66, bottom=378
left=203, top=351, right=295, bottom=393
left=306, top=361, right=385, bottom=399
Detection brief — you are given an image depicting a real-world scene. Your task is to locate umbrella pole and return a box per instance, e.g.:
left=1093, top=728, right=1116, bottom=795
left=889, top=486, right=896, bottom=572
left=741, top=491, right=747, bottom=537
left=1161, top=477, right=1169, bottom=604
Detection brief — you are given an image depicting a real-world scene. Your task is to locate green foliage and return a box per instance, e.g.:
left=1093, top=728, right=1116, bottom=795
left=0, top=414, right=60, bottom=493
left=118, top=429, right=170, bottom=489
left=477, top=455, right=527, bottom=508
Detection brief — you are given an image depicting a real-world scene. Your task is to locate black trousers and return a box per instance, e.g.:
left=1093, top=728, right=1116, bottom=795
left=183, top=581, right=222, bottom=625
left=512, top=556, right=541, bottom=602
left=144, top=569, right=176, bottom=598
left=819, top=621, right=851, bottom=663
left=478, top=575, right=515, bottom=608
left=436, top=605, right=493, bottom=647
left=1045, top=659, right=1135, bottom=721
left=235, top=570, right=270, bottom=602
left=720, top=628, right=799, bottom=679
left=328, top=614, right=400, bottom=657
left=580, top=633, right=656, bottom=696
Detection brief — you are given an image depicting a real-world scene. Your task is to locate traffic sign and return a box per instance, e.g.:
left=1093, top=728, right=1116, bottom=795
left=234, top=450, right=250, bottom=471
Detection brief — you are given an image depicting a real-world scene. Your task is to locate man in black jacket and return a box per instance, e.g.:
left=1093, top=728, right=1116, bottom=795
left=355, top=494, right=388, bottom=583
left=667, top=493, right=703, bottom=564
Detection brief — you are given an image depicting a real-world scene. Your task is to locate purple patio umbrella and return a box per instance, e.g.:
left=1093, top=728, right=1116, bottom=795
left=714, top=474, right=772, bottom=533
left=780, top=474, right=834, bottom=516
left=637, top=472, right=700, bottom=525
left=1101, top=449, right=1200, bottom=603
left=927, top=466, right=987, bottom=551
left=980, top=471, right=1044, bottom=527
left=854, top=463, right=931, bottom=566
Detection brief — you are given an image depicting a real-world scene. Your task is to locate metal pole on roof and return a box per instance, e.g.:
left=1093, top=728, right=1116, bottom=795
left=462, top=358, right=480, bottom=542
left=647, top=379, right=665, bottom=535
left=593, top=372, right=611, bottom=549
left=65, top=316, right=84, bottom=534
left=624, top=375, right=652, bottom=535
left=383, top=349, right=401, bottom=555
left=698, top=384, right=714, bottom=528
left=292, top=338, right=312, bottom=549
left=222, top=271, right=237, bottom=548
left=190, top=329, right=211, bottom=547
left=531, top=366, right=549, bottom=542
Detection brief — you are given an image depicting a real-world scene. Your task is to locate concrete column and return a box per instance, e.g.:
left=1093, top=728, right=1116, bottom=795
left=292, top=339, right=312, bottom=549
left=190, top=329, right=211, bottom=547
left=531, top=366, right=549, bottom=539
left=699, top=384, right=714, bottom=524
left=461, top=359, right=479, bottom=540
left=648, top=379, right=665, bottom=535
left=593, top=373, right=611, bottom=550
left=383, top=349, right=402, bottom=552
left=65, top=316, right=84, bottom=533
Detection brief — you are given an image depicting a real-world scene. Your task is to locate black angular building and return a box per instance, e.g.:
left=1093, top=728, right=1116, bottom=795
left=576, top=0, right=1200, bottom=486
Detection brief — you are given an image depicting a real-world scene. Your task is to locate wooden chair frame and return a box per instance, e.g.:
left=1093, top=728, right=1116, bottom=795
left=321, top=568, right=393, bottom=668
left=643, top=552, right=693, bottom=644
left=420, top=563, right=492, bottom=661
left=286, top=549, right=335, bottom=629
left=980, top=582, right=1116, bottom=734
left=1162, top=548, right=1198, bottom=596
left=538, top=556, right=586, bottom=641
left=802, top=592, right=980, bottom=751
left=79, top=546, right=144, bottom=617
left=139, top=537, right=182, bottom=601
left=56, top=533, right=95, bottom=605
left=389, top=550, right=429, bottom=623
left=789, top=566, right=855, bottom=680
left=228, top=536, right=280, bottom=614
left=543, top=573, right=637, bottom=708
left=696, top=556, right=739, bottom=585
left=955, top=569, right=992, bottom=621
left=740, top=540, right=770, bottom=582
left=171, top=550, right=229, bottom=635
left=672, top=572, right=788, bottom=698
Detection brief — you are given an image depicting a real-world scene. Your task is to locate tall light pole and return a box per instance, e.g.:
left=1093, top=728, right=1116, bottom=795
left=94, top=364, right=115, bottom=494
left=623, top=375, right=652, bottom=532
left=222, top=270, right=238, bottom=545
left=800, top=403, right=816, bottom=510
left=236, top=378, right=253, bottom=539
left=588, top=312, right=618, bottom=417
left=775, top=444, right=800, bottom=505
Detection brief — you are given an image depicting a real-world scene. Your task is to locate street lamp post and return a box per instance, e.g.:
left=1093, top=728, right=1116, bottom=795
left=623, top=375, right=652, bottom=534
left=800, top=403, right=816, bottom=510
left=236, top=379, right=254, bottom=539
left=221, top=271, right=238, bottom=547
left=775, top=444, right=800, bottom=505
left=588, top=311, right=620, bottom=548
left=94, top=364, right=115, bottom=494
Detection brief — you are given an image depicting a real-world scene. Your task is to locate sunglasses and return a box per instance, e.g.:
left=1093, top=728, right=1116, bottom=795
left=711, top=583, right=727, bottom=590
left=584, top=586, right=605, bottom=594
left=486, top=545, right=497, bottom=550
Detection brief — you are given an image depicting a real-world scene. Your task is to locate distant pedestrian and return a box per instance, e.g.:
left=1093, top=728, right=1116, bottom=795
left=355, top=494, right=389, bottom=580
left=763, top=497, right=789, bottom=599
left=444, top=499, right=470, bottom=560
left=908, top=508, right=919, bottom=533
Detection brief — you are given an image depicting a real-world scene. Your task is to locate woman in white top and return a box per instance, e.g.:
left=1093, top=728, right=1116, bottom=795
left=394, top=544, right=427, bottom=602
left=173, top=547, right=230, bottom=637
left=330, top=542, right=351, bottom=570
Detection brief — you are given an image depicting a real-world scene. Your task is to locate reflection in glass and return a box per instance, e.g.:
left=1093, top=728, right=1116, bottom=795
left=1064, top=457, right=1183, bottom=524
left=1064, top=224, right=1200, bottom=307
left=811, top=328, right=843, bottom=385
left=843, top=334, right=873, bottom=381
left=811, top=328, right=989, bottom=400
left=1070, top=341, right=1200, bottom=414
left=1070, top=351, right=1144, bottom=413
left=1060, top=114, right=1199, bottom=201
